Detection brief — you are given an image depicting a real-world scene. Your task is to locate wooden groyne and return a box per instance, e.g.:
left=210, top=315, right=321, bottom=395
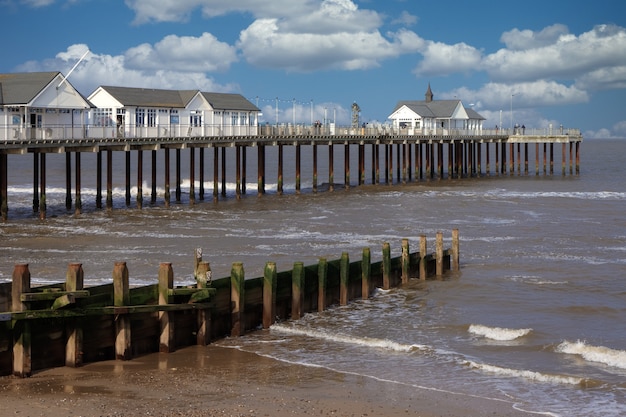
left=0, top=231, right=459, bottom=377
left=0, top=132, right=582, bottom=220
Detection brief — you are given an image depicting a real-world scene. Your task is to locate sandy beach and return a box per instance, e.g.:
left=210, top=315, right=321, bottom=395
left=0, top=344, right=537, bottom=417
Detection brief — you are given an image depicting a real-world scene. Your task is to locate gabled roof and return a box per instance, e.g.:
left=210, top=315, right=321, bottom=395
left=200, top=92, right=260, bottom=112
left=392, top=100, right=461, bottom=119
left=0, top=72, right=60, bottom=105
left=98, top=86, right=198, bottom=108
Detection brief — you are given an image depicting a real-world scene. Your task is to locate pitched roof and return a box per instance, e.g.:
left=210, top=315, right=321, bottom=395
left=200, top=92, right=260, bottom=111
left=0, top=72, right=59, bottom=105
left=392, top=99, right=485, bottom=120
left=98, top=86, right=198, bottom=108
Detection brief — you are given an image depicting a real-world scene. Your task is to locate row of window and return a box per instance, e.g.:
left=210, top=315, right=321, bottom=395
left=91, top=108, right=255, bottom=127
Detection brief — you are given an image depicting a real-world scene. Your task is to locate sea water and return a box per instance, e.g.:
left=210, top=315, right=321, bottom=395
left=1, top=139, right=625, bottom=416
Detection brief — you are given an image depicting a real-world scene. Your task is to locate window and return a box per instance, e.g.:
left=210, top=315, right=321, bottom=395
left=136, top=108, right=145, bottom=126
left=241, top=113, right=248, bottom=126
left=190, top=111, right=202, bottom=127
left=147, top=109, right=156, bottom=127
left=170, top=109, right=179, bottom=124
left=93, top=108, right=113, bottom=126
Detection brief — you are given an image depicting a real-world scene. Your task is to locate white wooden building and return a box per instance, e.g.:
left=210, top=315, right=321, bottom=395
left=87, top=86, right=260, bottom=138
left=388, top=84, right=485, bottom=135
left=0, top=72, right=91, bottom=141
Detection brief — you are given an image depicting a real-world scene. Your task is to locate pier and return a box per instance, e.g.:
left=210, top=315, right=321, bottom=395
left=0, top=232, right=458, bottom=377
left=0, top=128, right=582, bottom=220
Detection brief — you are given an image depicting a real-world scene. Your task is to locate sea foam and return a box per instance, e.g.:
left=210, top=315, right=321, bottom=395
left=466, top=360, right=584, bottom=385
left=271, top=323, right=428, bottom=353
left=468, top=324, right=532, bottom=341
left=556, top=340, right=626, bottom=370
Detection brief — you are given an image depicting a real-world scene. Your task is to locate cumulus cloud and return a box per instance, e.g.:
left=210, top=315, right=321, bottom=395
left=413, top=41, right=482, bottom=77
left=125, top=33, right=237, bottom=72
left=500, top=24, right=570, bottom=50
left=125, top=0, right=315, bottom=24
left=16, top=44, right=234, bottom=96
left=391, top=11, right=418, bottom=27
left=483, top=24, right=626, bottom=83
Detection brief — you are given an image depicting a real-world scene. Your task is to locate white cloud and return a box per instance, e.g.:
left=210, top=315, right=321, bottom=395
left=16, top=44, right=235, bottom=95
left=238, top=19, right=421, bottom=71
left=413, top=41, right=482, bottom=77
left=483, top=24, right=626, bottom=84
left=500, top=24, right=570, bottom=50
left=124, top=33, right=237, bottom=72
left=391, top=11, right=418, bottom=27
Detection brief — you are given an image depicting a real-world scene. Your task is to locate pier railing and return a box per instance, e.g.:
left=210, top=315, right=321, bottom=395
left=1, top=122, right=581, bottom=142
left=0, top=233, right=459, bottom=377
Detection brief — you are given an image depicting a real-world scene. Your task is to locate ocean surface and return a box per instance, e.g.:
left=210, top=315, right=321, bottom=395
left=1, top=138, right=625, bottom=416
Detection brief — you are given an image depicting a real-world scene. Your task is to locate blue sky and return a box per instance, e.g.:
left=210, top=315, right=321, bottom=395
left=1, top=0, right=625, bottom=138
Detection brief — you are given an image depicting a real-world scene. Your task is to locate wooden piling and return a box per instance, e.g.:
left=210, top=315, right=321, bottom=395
left=158, top=262, right=175, bottom=353
left=125, top=151, right=131, bottom=206
left=235, top=145, right=241, bottom=200
left=12, top=264, right=31, bottom=377
left=291, top=262, right=304, bottom=320
left=113, top=262, right=131, bottom=360
left=164, top=148, right=171, bottom=207
left=213, top=147, right=219, bottom=200
left=75, top=152, right=82, bottom=215
left=221, top=148, right=226, bottom=197
left=296, top=144, right=301, bottom=194
left=190, top=147, right=196, bottom=204
left=151, top=150, right=157, bottom=204
left=1, top=153, right=7, bottom=221
left=176, top=149, right=182, bottom=202
left=436, top=231, right=444, bottom=276
left=96, top=151, right=103, bottom=209
left=107, top=149, right=113, bottom=209
left=312, top=144, right=318, bottom=192
left=344, top=143, right=350, bottom=189
left=63, top=152, right=69, bottom=210
left=317, top=258, right=327, bottom=312
left=277, top=144, right=283, bottom=195
left=230, top=262, right=245, bottom=337
left=65, top=263, right=83, bottom=367
left=401, top=238, right=410, bottom=284
left=419, top=235, right=427, bottom=280
left=340, top=252, right=349, bottom=305
left=328, top=144, right=334, bottom=192
left=39, top=153, right=46, bottom=220
left=382, top=242, right=391, bottom=290
left=362, top=247, right=371, bottom=299
left=263, top=261, right=277, bottom=328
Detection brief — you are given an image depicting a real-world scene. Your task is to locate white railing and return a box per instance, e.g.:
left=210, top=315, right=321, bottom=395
left=0, top=123, right=581, bottom=142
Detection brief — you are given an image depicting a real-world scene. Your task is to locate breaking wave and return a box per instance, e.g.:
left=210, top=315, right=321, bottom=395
left=468, top=324, right=532, bottom=341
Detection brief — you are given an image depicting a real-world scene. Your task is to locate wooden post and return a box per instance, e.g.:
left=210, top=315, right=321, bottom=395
left=199, top=147, right=205, bottom=200
left=312, top=144, right=318, bottom=193
left=263, top=261, right=277, bottom=329
left=195, top=260, right=212, bottom=346
left=317, top=258, right=327, bottom=312
left=277, top=144, right=283, bottom=195
left=221, top=148, right=227, bottom=197
left=452, top=229, right=460, bottom=271
left=1, top=153, right=8, bottom=221
left=236, top=145, right=241, bottom=200
left=344, top=143, right=350, bottom=189
left=12, top=264, right=31, bottom=377
left=158, top=262, right=175, bottom=353
left=65, top=263, right=84, bottom=367
left=213, top=147, right=219, bottom=200
left=419, top=235, right=427, bottom=280
left=562, top=143, right=566, bottom=176
left=113, top=262, right=131, bottom=360
left=39, top=153, right=46, bottom=220
left=107, top=149, right=113, bottom=210
left=291, top=262, right=304, bottom=320
left=125, top=150, right=131, bottom=206
left=362, top=247, right=371, bottom=299
left=151, top=149, right=157, bottom=204
left=230, top=262, right=245, bottom=337
left=295, top=144, right=301, bottom=194
left=436, top=231, right=444, bottom=276
left=401, top=238, right=410, bottom=284
left=241, top=146, right=247, bottom=195
left=340, top=252, right=349, bottom=305
left=164, top=148, right=171, bottom=207
left=176, top=148, right=182, bottom=202
left=190, top=147, right=196, bottom=204
left=96, top=150, right=103, bottom=209
left=257, top=145, right=265, bottom=196
left=74, top=152, right=82, bottom=214
left=382, top=242, right=391, bottom=290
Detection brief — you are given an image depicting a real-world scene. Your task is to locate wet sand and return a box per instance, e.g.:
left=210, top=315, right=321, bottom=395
left=0, top=345, right=535, bottom=417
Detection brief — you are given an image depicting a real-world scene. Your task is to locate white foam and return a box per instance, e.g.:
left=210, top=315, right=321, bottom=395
left=466, top=360, right=584, bottom=386
left=556, top=340, right=626, bottom=370
left=271, top=323, right=428, bottom=353
left=469, top=324, right=532, bottom=341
